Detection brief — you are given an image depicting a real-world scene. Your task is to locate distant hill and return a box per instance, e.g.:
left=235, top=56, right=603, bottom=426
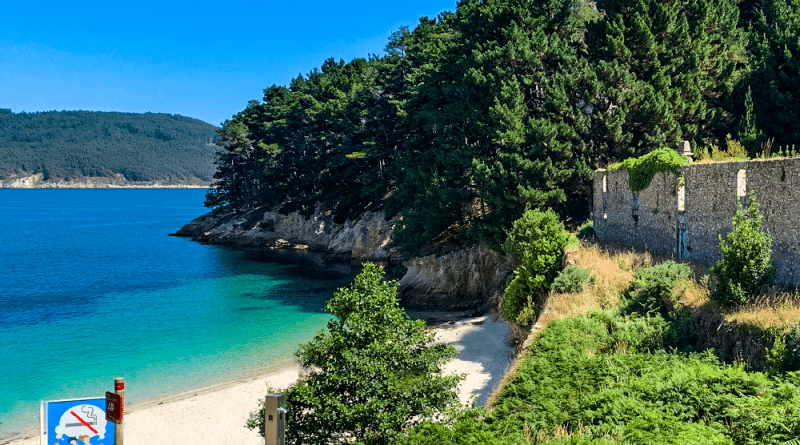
left=0, top=109, right=219, bottom=187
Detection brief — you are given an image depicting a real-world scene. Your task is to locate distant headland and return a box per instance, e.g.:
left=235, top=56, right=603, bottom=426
left=0, top=109, right=218, bottom=188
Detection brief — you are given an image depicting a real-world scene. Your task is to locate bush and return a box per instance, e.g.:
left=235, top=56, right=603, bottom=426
left=626, top=261, right=693, bottom=315
left=551, top=265, right=595, bottom=293
left=502, top=208, right=570, bottom=326
left=248, top=263, right=459, bottom=444
left=576, top=220, right=594, bottom=239
left=710, top=192, right=774, bottom=307
left=698, top=134, right=751, bottom=162
left=784, top=324, right=800, bottom=371
left=614, top=148, right=688, bottom=193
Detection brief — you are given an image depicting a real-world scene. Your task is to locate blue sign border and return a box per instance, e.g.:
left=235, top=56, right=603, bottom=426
left=41, top=397, right=116, bottom=445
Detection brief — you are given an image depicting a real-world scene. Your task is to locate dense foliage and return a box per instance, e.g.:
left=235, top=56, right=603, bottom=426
left=398, top=265, right=800, bottom=444
left=586, top=0, right=748, bottom=153
left=710, top=192, right=774, bottom=307
left=206, top=57, right=403, bottom=217
left=551, top=265, right=595, bottom=294
left=625, top=260, right=693, bottom=315
left=747, top=0, right=800, bottom=150
left=613, top=148, right=689, bottom=193
left=279, top=263, right=459, bottom=445
left=0, top=109, right=218, bottom=183
left=501, top=209, right=570, bottom=326
left=207, top=0, right=796, bottom=256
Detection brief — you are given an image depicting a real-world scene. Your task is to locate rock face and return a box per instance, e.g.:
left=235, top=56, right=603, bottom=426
left=398, top=243, right=513, bottom=311
left=172, top=204, right=398, bottom=265
left=174, top=206, right=513, bottom=312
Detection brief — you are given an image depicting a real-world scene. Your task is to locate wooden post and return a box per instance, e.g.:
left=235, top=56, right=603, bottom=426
left=115, top=377, right=124, bottom=445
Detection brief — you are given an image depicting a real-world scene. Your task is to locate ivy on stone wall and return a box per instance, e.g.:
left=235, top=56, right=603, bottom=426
left=612, top=148, right=689, bottom=193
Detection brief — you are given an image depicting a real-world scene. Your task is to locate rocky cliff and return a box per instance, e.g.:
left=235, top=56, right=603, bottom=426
left=173, top=206, right=513, bottom=312
left=398, top=243, right=513, bottom=312
left=172, top=204, right=398, bottom=264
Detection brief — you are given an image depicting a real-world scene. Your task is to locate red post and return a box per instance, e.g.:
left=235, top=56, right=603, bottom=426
left=115, top=378, right=124, bottom=445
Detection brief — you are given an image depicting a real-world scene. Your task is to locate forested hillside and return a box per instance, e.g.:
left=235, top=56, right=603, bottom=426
left=207, top=0, right=799, bottom=256
left=0, top=110, right=219, bottom=185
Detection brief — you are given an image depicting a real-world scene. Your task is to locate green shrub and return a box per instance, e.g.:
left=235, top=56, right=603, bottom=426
left=623, top=413, right=734, bottom=444
left=626, top=261, right=693, bottom=315
left=710, top=192, right=774, bottom=307
left=551, top=265, right=595, bottom=293
left=502, top=208, right=569, bottom=326
left=613, top=148, right=688, bottom=193
left=576, top=220, right=594, bottom=239
left=766, top=335, right=789, bottom=372
left=255, top=263, right=459, bottom=445
left=784, top=324, right=800, bottom=371
left=698, top=135, right=751, bottom=162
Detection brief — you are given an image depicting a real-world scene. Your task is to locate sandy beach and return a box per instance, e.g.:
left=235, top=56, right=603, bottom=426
left=4, top=316, right=513, bottom=445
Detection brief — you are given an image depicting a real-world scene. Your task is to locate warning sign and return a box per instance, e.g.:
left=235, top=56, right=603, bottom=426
left=41, top=398, right=115, bottom=445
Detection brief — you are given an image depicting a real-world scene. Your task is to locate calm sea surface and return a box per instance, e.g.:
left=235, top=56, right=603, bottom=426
left=0, top=189, right=357, bottom=440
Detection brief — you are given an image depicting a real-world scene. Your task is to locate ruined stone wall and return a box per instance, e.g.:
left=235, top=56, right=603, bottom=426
left=594, top=157, right=800, bottom=285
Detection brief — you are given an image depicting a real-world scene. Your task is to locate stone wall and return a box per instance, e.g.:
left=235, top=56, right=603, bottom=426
left=594, top=157, right=800, bottom=285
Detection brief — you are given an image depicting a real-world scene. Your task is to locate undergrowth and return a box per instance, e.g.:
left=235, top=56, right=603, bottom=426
left=401, top=309, right=800, bottom=444
left=398, top=251, right=800, bottom=445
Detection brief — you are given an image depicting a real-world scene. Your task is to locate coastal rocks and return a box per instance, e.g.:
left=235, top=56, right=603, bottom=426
left=172, top=204, right=396, bottom=265
left=398, top=242, right=513, bottom=311
left=0, top=172, right=209, bottom=188
left=0, top=173, right=44, bottom=188
left=175, top=207, right=513, bottom=313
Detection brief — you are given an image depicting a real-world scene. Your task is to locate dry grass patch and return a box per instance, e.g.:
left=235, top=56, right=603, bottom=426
left=540, top=241, right=637, bottom=322
left=724, top=288, right=800, bottom=331
left=675, top=274, right=800, bottom=332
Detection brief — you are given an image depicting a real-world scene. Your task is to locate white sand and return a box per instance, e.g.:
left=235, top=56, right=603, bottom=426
left=435, top=316, right=516, bottom=406
left=5, top=316, right=513, bottom=445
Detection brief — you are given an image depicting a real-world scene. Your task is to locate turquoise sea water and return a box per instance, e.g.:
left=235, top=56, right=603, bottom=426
left=0, top=189, right=357, bottom=441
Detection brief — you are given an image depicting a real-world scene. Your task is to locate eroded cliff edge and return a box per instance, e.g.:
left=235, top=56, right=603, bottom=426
left=172, top=206, right=512, bottom=312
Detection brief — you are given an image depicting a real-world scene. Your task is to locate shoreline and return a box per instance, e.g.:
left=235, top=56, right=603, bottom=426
left=0, top=185, right=209, bottom=189
left=2, top=316, right=514, bottom=445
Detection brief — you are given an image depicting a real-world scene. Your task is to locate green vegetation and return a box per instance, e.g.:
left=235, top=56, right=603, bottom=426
left=710, top=192, right=775, bottom=307
left=247, top=263, right=459, bottom=444
left=747, top=0, right=800, bottom=150
left=206, top=0, right=796, bottom=257
left=576, top=220, right=595, bottom=240
left=551, top=265, right=595, bottom=294
left=0, top=110, right=218, bottom=184
left=625, top=261, right=693, bottom=316
left=397, top=263, right=800, bottom=445
left=697, top=134, right=751, bottom=162
left=612, top=148, right=689, bottom=193
left=502, top=209, right=570, bottom=326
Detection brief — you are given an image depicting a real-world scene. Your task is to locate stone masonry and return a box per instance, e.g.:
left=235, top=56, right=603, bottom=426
left=594, top=157, right=800, bottom=286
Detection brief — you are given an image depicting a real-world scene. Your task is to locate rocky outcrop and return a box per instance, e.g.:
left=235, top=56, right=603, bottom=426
left=172, top=204, right=399, bottom=265
left=0, top=173, right=208, bottom=188
left=398, top=243, right=513, bottom=311
left=175, top=206, right=514, bottom=313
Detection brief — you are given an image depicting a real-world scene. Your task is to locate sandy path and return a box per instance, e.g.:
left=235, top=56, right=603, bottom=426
left=5, top=316, right=513, bottom=445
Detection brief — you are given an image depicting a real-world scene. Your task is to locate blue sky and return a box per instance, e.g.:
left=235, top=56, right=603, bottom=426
left=1, top=0, right=457, bottom=127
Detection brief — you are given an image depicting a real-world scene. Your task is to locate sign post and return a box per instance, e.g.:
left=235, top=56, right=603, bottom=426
left=110, top=377, right=124, bottom=445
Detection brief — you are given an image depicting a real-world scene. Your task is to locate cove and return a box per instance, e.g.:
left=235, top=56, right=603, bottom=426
left=0, top=189, right=357, bottom=441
